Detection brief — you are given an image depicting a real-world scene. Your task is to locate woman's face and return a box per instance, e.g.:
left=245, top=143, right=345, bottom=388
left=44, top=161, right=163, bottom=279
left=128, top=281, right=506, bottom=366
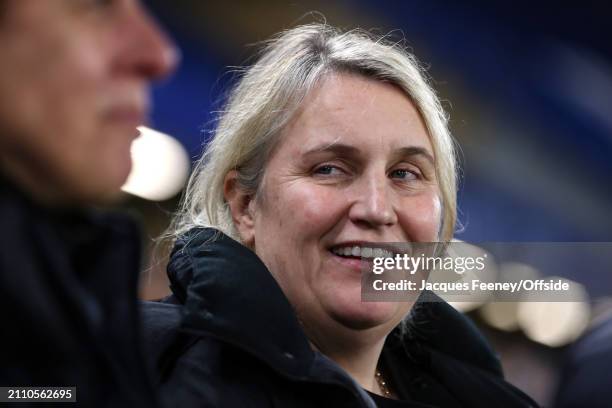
left=248, top=73, right=441, bottom=339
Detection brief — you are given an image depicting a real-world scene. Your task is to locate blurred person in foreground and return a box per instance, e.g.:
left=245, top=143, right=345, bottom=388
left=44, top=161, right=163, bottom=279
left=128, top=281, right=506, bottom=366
left=0, top=0, right=177, bottom=406
left=142, top=24, right=537, bottom=407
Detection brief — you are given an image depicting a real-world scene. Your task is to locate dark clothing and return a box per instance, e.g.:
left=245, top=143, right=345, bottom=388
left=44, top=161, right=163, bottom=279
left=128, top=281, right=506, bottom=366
left=0, top=176, right=158, bottom=407
left=554, top=316, right=612, bottom=408
left=142, top=227, right=538, bottom=407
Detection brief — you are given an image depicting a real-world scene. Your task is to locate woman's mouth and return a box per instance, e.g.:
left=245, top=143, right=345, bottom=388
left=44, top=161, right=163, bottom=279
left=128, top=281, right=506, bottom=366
left=329, top=245, right=394, bottom=272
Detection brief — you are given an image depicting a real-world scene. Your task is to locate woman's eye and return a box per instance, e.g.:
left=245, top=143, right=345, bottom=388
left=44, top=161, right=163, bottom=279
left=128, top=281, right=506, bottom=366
left=314, top=165, right=342, bottom=176
left=390, top=168, right=418, bottom=180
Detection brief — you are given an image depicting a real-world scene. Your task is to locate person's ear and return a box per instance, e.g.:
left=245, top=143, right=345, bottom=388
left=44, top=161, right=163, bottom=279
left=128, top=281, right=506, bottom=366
left=224, top=170, right=256, bottom=247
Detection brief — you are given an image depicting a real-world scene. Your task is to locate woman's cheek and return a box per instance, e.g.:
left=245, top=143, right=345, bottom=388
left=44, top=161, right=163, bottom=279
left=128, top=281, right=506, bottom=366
left=398, top=193, right=442, bottom=241
left=284, top=184, right=345, bottom=230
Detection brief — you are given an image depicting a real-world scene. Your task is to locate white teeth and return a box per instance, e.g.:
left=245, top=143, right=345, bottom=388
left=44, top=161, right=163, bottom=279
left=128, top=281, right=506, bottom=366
left=331, top=245, right=394, bottom=259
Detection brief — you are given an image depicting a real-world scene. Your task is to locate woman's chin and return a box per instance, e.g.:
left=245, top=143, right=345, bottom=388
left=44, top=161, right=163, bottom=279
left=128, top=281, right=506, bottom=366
left=326, top=295, right=403, bottom=331
left=314, top=277, right=413, bottom=332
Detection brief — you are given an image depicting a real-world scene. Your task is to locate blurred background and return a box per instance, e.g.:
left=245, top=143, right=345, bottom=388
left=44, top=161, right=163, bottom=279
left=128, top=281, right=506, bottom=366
left=125, top=1, right=612, bottom=405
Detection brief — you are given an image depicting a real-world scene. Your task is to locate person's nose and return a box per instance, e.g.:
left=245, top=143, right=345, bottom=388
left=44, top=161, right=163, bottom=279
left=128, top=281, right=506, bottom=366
left=119, top=2, right=180, bottom=80
left=348, top=173, right=398, bottom=228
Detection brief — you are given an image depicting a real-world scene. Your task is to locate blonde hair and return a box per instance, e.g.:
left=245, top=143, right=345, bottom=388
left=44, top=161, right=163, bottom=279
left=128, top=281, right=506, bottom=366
left=171, top=23, right=458, bottom=243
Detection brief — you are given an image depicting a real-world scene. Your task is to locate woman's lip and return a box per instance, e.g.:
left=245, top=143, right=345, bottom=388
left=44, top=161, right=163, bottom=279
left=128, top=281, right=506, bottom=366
left=327, top=242, right=402, bottom=256
left=329, top=250, right=373, bottom=273
left=106, top=107, right=146, bottom=128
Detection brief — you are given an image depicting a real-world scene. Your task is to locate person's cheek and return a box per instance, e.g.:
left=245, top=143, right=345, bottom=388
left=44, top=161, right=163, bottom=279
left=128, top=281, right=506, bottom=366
left=294, top=187, right=339, bottom=243
left=398, top=193, right=442, bottom=241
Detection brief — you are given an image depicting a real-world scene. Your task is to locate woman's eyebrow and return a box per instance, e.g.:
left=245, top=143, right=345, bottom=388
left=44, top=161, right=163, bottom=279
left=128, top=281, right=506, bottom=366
left=301, top=143, right=435, bottom=165
left=391, top=147, right=435, bottom=165
left=302, top=142, right=362, bottom=158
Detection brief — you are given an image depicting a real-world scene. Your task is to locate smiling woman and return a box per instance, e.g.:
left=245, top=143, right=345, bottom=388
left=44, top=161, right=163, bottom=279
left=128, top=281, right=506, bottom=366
left=142, top=24, right=537, bottom=407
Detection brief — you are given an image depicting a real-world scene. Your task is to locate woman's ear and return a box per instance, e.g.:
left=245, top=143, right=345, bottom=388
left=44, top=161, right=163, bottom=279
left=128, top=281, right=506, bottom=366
left=224, top=170, right=256, bottom=247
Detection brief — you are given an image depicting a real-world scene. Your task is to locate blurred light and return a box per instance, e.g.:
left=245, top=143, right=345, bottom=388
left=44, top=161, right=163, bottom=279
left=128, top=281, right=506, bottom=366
left=478, top=262, right=541, bottom=330
left=121, top=126, right=190, bottom=201
left=439, top=241, right=497, bottom=313
left=517, top=277, right=590, bottom=347
left=480, top=302, right=520, bottom=331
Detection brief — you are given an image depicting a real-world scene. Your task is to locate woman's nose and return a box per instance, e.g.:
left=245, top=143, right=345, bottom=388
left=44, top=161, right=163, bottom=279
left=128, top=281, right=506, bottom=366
left=118, top=1, right=180, bottom=80
left=348, top=176, right=398, bottom=228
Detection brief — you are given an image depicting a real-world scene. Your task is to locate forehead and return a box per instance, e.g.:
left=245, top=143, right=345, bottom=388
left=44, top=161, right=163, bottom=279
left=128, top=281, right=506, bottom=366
left=282, top=73, right=433, bottom=155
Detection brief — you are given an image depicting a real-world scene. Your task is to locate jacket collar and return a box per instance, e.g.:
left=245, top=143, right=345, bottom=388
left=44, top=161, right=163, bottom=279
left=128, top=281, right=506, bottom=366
left=167, top=227, right=316, bottom=377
